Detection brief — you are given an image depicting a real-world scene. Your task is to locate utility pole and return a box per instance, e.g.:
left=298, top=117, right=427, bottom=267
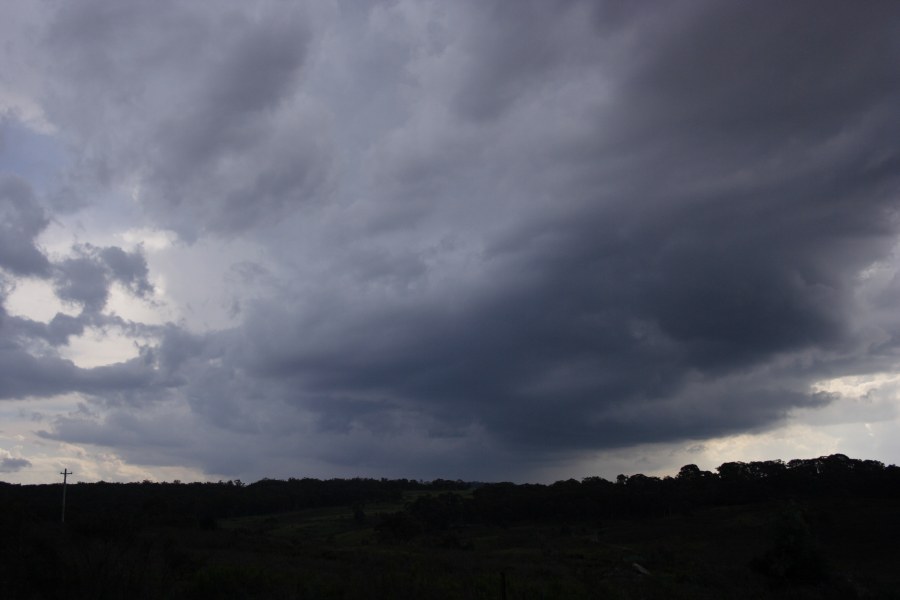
left=60, top=469, right=72, bottom=523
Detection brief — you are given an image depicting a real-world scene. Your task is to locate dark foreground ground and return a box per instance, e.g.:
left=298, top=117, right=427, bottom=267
left=2, top=495, right=899, bottom=599
left=3, top=455, right=899, bottom=598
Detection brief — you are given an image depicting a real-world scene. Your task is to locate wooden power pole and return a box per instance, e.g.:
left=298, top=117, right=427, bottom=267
left=60, top=469, right=72, bottom=523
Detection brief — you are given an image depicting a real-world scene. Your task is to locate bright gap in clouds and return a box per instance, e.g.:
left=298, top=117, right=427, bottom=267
left=118, top=228, right=176, bottom=253
left=105, top=283, right=168, bottom=325
left=5, top=278, right=77, bottom=321
left=63, top=279, right=166, bottom=367
left=812, top=373, right=900, bottom=398
left=57, top=326, right=143, bottom=368
left=565, top=420, right=884, bottom=484
left=5, top=278, right=158, bottom=367
left=0, top=397, right=210, bottom=484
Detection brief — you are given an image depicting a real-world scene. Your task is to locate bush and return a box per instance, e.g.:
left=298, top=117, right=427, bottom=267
left=752, top=505, right=829, bottom=584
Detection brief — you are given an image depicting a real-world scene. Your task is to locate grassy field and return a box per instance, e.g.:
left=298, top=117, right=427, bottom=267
left=166, top=494, right=899, bottom=599
left=4, top=488, right=898, bottom=598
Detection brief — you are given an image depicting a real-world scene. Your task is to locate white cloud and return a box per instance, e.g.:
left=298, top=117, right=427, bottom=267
left=56, top=326, right=143, bottom=368
left=5, top=278, right=77, bottom=321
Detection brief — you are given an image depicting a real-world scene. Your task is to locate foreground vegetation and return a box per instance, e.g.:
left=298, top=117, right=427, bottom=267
left=2, top=454, right=899, bottom=598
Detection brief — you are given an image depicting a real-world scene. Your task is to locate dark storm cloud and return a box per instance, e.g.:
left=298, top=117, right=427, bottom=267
left=12, top=0, right=900, bottom=479
left=0, top=175, right=51, bottom=276
left=227, top=0, right=900, bottom=455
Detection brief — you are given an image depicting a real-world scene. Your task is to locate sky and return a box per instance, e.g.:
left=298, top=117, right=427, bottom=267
left=1, top=0, right=899, bottom=485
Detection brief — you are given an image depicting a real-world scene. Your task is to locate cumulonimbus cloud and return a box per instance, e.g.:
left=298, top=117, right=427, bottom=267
left=2, top=0, right=899, bottom=480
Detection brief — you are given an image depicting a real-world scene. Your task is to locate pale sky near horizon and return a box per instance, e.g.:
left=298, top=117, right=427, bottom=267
left=1, top=0, right=899, bottom=484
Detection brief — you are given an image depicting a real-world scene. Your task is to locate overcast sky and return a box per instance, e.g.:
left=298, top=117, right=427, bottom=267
left=1, top=0, right=899, bottom=484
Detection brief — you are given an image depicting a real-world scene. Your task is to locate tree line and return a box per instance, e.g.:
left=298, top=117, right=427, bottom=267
left=1, top=454, right=896, bottom=536
left=378, top=454, right=900, bottom=539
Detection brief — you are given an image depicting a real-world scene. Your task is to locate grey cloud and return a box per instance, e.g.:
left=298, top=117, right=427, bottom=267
left=0, top=288, right=168, bottom=402
left=450, top=0, right=615, bottom=122
left=205, top=14, right=308, bottom=115
left=0, top=338, right=160, bottom=401
left=52, top=244, right=153, bottom=313
left=41, top=0, right=329, bottom=239
left=40, top=407, right=190, bottom=452
left=0, top=457, right=31, bottom=473
left=616, top=1, right=899, bottom=143
left=0, top=175, right=51, bottom=276
left=4, top=307, right=163, bottom=353
left=53, top=254, right=109, bottom=313
left=22, top=1, right=900, bottom=480
left=227, top=1, right=900, bottom=455
left=7, top=312, right=85, bottom=347
left=98, top=246, right=153, bottom=298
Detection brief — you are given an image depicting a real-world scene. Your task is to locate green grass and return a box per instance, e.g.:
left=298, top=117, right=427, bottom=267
left=9, top=496, right=896, bottom=598
left=189, top=497, right=898, bottom=598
